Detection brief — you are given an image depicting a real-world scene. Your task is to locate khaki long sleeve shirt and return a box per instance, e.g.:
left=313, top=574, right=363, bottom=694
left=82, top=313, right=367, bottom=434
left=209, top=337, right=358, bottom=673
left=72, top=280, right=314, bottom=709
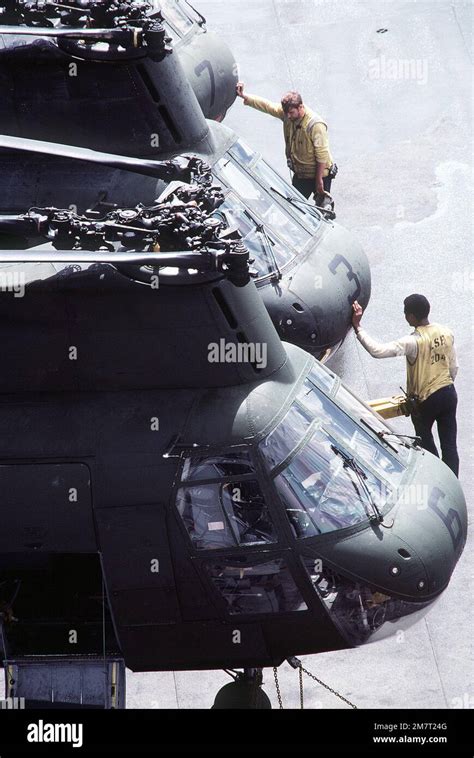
left=244, top=94, right=333, bottom=178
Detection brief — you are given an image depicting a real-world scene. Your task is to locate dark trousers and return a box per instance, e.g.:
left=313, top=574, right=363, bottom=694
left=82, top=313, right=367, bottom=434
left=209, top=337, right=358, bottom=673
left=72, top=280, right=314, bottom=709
left=292, top=174, right=332, bottom=199
left=412, top=384, right=459, bottom=476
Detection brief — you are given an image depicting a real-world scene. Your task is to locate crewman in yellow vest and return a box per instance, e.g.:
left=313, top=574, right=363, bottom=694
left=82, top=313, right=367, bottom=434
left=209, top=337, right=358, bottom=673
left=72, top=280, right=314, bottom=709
left=235, top=82, right=336, bottom=201
left=352, top=294, right=459, bottom=476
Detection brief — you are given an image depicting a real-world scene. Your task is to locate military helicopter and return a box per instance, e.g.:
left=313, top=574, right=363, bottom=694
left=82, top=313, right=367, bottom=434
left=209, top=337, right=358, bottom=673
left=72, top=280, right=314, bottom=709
left=0, top=154, right=467, bottom=708
left=0, top=0, right=239, bottom=121
left=0, top=2, right=370, bottom=360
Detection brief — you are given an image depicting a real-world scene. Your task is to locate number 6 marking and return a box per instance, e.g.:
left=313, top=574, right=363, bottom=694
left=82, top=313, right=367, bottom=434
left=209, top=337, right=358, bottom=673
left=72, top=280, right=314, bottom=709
left=428, top=487, right=463, bottom=550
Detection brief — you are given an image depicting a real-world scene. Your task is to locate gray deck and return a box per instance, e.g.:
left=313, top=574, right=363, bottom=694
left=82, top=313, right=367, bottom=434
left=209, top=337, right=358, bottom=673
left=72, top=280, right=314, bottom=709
left=126, top=0, right=473, bottom=709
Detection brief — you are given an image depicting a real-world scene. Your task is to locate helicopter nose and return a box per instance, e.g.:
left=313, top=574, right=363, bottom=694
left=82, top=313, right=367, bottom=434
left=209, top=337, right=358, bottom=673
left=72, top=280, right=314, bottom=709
left=304, top=449, right=467, bottom=648
left=381, top=449, right=467, bottom=598
left=314, top=449, right=467, bottom=602
left=279, top=222, right=371, bottom=354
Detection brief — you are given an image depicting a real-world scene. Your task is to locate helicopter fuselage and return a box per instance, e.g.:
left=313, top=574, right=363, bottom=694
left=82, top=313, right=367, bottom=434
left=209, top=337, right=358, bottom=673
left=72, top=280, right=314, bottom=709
left=0, top=265, right=466, bottom=671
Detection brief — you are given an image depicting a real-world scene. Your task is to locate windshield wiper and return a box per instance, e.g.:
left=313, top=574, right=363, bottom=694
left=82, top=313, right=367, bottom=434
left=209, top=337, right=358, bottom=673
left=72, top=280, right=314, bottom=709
left=378, top=430, right=421, bottom=446
left=360, top=417, right=419, bottom=450
left=269, top=184, right=336, bottom=220
left=330, top=444, right=383, bottom=524
left=255, top=223, right=282, bottom=281
left=269, top=185, right=319, bottom=214
left=359, top=418, right=399, bottom=453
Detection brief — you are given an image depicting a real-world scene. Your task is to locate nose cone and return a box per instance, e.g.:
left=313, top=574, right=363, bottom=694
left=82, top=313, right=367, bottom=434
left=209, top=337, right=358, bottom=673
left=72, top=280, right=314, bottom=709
left=270, top=222, right=371, bottom=356
left=306, top=449, right=467, bottom=648
left=178, top=31, right=238, bottom=121
left=383, top=450, right=467, bottom=598
left=315, top=449, right=467, bottom=601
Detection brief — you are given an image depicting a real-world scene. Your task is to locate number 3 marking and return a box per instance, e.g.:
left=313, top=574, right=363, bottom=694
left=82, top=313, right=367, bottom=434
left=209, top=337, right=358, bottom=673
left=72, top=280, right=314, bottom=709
left=329, top=254, right=362, bottom=304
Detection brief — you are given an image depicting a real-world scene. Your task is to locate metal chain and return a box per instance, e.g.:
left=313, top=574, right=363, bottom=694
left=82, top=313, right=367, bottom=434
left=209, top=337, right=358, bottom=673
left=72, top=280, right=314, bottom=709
left=299, top=663, right=357, bottom=709
left=273, top=659, right=358, bottom=710
left=298, top=665, right=304, bottom=709
left=272, top=667, right=284, bottom=709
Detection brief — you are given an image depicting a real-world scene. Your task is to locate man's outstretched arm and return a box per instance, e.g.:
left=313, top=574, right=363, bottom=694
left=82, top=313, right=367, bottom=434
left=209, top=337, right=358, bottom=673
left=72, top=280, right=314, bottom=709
left=236, top=82, right=284, bottom=120
left=352, top=301, right=418, bottom=361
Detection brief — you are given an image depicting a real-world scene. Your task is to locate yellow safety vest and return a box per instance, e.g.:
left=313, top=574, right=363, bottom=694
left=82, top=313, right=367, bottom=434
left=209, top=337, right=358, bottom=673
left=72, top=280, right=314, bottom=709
left=244, top=95, right=333, bottom=178
left=406, top=323, right=454, bottom=403
left=283, top=109, right=332, bottom=178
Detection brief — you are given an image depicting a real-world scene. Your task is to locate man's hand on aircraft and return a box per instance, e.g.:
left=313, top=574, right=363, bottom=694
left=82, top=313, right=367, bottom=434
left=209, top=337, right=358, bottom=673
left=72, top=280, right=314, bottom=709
left=352, top=300, right=363, bottom=331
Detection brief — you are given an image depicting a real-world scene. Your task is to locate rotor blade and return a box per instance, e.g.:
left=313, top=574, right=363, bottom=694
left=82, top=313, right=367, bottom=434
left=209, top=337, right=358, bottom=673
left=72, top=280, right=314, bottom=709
left=0, top=249, right=212, bottom=266
left=0, top=215, right=42, bottom=234
left=0, top=134, right=186, bottom=180
left=0, top=26, right=142, bottom=45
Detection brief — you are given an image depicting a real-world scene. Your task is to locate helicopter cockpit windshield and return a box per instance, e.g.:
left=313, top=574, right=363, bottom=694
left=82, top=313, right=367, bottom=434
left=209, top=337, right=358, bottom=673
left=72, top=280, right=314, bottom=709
left=213, top=194, right=294, bottom=277
left=213, top=153, right=312, bottom=277
left=259, top=362, right=407, bottom=538
left=229, top=140, right=323, bottom=235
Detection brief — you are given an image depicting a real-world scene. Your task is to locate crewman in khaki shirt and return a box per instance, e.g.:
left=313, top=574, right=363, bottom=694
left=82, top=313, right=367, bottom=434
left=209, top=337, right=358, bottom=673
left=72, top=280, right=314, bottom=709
left=352, top=294, right=459, bottom=476
left=235, top=83, right=335, bottom=201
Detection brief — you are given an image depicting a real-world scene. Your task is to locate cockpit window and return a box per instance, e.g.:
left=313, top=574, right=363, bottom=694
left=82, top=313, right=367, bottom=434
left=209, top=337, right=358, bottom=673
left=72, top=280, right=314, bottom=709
left=274, top=426, right=383, bottom=537
left=229, top=139, right=256, bottom=167
left=259, top=403, right=313, bottom=470
left=204, top=557, right=307, bottom=614
left=157, top=0, right=194, bottom=35
left=298, top=380, right=405, bottom=483
left=337, top=384, right=391, bottom=434
left=258, top=367, right=408, bottom=538
left=215, top=157, right=311, bottom=251
left=213, top=193, right=294, bottom=277
left=181, top=452, right=254, bottom=481
left=176, top=478, right=277, bottom=549
left=229, top=140, right=322, bottom=235
left=336, top=383, right=411, bottom=462
left=308, top=360, right=336, bottom=395
left=251, top=158, right=323, bottom=235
